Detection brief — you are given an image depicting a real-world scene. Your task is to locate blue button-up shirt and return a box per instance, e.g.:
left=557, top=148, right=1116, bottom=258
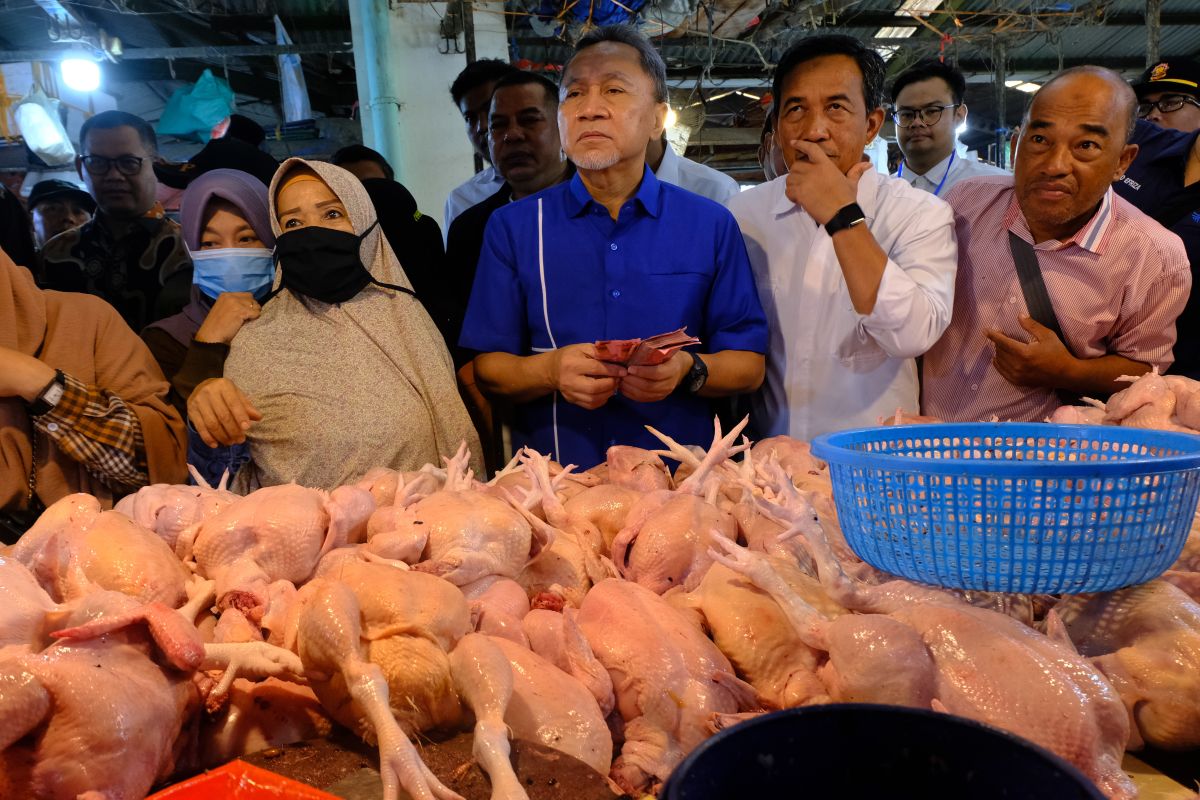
left=460, top=166, right=767, bottom=467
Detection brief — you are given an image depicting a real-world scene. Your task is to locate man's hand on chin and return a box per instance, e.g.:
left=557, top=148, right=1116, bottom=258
left=784, top=140, right=873, bottom=225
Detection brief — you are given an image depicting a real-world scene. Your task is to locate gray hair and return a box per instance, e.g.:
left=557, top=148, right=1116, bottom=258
left=1024, top=65, right=1138, bottom=144
left=565, top=25, right=669, bottom=104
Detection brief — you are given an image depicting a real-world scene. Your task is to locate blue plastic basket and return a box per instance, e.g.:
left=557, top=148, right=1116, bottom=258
left=810, top=423, right=1200, bottom=593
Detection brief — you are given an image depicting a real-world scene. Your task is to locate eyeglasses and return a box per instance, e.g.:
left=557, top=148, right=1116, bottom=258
left=1137, top=94, right=1200, bottom=118
left=80, top=154, right=146, bottom=176
left=893, top=104, right=960, bottom=128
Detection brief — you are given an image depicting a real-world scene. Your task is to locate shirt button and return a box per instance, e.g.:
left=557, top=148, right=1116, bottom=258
left=46, top=422, right=59, bottom=432
left=611, top=289, right=621, bottom=298
left=971, top=384, right=979, bottom=391
left=1009, top=296, right=1017, bottom=304
left=609, top=243, right=618, bottom=251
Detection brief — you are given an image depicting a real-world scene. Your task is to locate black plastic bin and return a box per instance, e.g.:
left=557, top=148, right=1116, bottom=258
left=661, top=704, right=1107, bottom=800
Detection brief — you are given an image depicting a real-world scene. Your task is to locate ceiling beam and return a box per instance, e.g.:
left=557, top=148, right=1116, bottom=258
left=0, top=42, right=352, bottom=60
left=827, top=10, right=1200, bottom=28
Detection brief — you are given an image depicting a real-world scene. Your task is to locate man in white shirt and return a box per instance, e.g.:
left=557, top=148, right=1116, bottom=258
left=443, top=58, right=517, bottom=233
left=890, top=58, right=1007, bottom=197
left=726, top=34, right=958, bottom=441
left=647, top=133, right=740, bottom=203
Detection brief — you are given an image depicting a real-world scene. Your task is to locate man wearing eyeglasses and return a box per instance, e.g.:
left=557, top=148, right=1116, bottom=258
left=1111, top=59, right=1200, bottom=379
left=889, top=58, right=1007, bottom=197
left=40, top=110, right=192, bottom=333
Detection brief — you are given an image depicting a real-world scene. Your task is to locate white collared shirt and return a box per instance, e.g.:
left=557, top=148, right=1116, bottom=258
left=725, top=170, right=958, bottom=441
left=443, top=166, right=506, bottom=237
left=892, top=150, right=1008, bottom=197
left=655, top=145, right=740, bottom=204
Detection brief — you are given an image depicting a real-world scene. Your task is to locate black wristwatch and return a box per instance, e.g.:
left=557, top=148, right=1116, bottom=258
left=683, top=352, right=708, bottom=394
left=28, top=370, right=66, bottom=417
left=824, top=202, right=867, bottom=236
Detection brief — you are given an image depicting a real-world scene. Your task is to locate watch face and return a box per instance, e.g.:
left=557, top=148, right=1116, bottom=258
left=43, top=381, right=65, bottom=407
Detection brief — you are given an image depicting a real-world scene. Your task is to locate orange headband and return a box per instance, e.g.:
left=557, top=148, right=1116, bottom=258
left=278, top=171, right=323, bottom=192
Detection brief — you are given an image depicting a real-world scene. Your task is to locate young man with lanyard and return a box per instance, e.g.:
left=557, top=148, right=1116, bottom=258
left=459, top=25, right=767, bottom=468
left=1115, top=58, right=1200, bottom=379
left=725, top=35, right=958, bottom=440
left=890, top=58, right=1007, bottom=197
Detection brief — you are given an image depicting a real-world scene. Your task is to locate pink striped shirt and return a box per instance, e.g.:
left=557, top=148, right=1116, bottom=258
left=923, top=175, right=1190, bottom=422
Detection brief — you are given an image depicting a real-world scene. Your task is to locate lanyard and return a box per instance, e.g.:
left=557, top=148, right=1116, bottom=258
left=898, top=151, right=956, bottom=196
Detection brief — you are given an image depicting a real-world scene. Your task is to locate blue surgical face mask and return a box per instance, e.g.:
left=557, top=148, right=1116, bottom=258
left=190, top=247, right=276, bottom=300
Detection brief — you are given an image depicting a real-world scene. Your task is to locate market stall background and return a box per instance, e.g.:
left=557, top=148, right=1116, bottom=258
left=1, top=1, right=1199, bottom=202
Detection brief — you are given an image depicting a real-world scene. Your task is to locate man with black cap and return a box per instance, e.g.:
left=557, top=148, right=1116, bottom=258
left=1115, top=58, right=1200, bottom=379
left=28, top=179, right=95, bottom=249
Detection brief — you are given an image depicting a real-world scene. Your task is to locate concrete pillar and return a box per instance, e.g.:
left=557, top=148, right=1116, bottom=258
left=348, top=0, right=508, bottom=218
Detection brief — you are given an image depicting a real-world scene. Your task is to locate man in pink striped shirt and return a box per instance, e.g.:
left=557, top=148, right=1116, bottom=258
left=923, top=67, right=1191, bottom=422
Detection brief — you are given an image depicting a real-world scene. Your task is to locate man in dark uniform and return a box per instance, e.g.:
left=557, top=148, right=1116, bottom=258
left=1117, top=59, right=1200, bottom=378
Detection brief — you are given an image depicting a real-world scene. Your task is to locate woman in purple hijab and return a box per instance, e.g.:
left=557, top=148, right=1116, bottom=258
left=142, top=168, right=276, bottom=417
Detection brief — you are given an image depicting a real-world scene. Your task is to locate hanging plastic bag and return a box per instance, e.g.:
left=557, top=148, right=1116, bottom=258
left=13, top=87, right=74, bottom=166
left=275, top=15, right=312, bottom=123
left=156, top=69, right=235, bottom=143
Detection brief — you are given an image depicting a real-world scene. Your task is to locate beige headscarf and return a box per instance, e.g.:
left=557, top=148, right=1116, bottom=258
left=223, top=158, right=481, bottom=491
left=0, top=250, right=186, bottom=511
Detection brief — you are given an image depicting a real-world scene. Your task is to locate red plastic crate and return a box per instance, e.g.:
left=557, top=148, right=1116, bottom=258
left=146, top=760, right=340, bottom=799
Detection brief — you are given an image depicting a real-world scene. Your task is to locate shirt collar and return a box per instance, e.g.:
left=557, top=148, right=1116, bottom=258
left=654, top=143, right=680, bottom=184
left=565, top=164, right=662, bottom=219
left=1005, top=185, right=1114, bottom=255
left=898, top=150, right=954, bottom=182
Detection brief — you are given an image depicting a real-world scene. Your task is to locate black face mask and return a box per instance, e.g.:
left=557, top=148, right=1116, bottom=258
left=272, top=220, right=414, bottom=304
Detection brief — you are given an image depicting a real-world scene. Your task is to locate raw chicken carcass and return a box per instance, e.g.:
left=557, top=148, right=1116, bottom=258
left=1049, top=404, right=1108, bottom=425
left=187, top=482, right=375, bottom=622
left=512, top=451, right=611, bottom=607
left=10, top=493, right=190, bottom=606
left=487, top=635, right=614, bottom=776
left=196, top=678, right=333, bottom=768
left=563, top=484, right=644, bottom=555
left=577, top=578, right=759, bottom=794
left=669, top=559, right=847, bottom=709
left=610, top=419, right=746, bottom=593
left=292, top=557, right=528, bottom=800
left=0, top=593, right=204, bottom=800
left=1054, top=580, right=1200, bottom=751
left=114, top=480, right=236, bottom=552
left=0, top=556, right=58, bottom=655
left=604, top=446, right=672, bottom=492
left=709, top=518, right=1136, bottom=800
left=369, top=446, right=546, bottom=584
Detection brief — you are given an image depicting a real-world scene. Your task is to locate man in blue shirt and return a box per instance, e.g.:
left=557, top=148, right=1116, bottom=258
left=459, top=25, right=768, bottom=467
left=1117, top=60, right=1200, bottom=378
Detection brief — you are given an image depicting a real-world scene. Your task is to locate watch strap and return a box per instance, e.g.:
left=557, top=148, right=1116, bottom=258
left=824, top=202, right=867, bottom=236
left=685, top=351, right=708, bottom=394
left=28, top=370, right=65, bottom=417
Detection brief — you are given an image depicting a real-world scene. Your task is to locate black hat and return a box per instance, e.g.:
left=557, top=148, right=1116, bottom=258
left=1133, top=58, right=1200, bottom=98
left=27, top=179, right=97, bottom=214
left=154, top=137, right=279, bottom=190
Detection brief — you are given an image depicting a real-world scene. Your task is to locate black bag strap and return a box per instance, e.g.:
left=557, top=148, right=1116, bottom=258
left=1007, top=231, right=1074, bottom=358
left=1007, top=231, right=1084, bottom=406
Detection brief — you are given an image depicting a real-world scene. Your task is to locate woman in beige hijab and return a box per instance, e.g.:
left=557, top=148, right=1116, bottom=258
left=189, top=158, right=481, bottom=491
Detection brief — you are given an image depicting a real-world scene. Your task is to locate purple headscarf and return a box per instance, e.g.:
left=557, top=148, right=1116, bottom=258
left=146, top=168, right=276, bottom=346
left=179, top=168, right=276, bottom=251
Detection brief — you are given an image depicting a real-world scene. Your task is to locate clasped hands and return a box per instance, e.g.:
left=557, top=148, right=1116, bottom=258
left=549, top=344, right=690, bottom=410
